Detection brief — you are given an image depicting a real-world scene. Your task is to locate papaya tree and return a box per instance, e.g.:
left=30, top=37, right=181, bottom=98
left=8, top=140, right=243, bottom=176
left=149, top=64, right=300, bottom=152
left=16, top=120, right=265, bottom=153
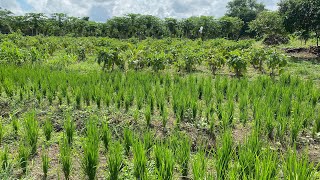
left=266, top=50, right=287, bottom=76
left=206, top=49, right=226, bottom=75
left=96, top=48, right=121, bottom=70
left=227, top=50, right=248, bottom=77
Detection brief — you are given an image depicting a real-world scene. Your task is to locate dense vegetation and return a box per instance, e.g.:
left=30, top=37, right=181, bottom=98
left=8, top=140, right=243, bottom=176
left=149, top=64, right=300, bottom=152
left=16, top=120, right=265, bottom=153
left=0, top=0, right=320, bottom=179
left=0, top=0, right=319, bottom=47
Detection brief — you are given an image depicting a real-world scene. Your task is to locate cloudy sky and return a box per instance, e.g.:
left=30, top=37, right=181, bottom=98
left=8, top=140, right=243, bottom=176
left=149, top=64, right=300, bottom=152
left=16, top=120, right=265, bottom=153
left=0, top=0, right=279, bottom=22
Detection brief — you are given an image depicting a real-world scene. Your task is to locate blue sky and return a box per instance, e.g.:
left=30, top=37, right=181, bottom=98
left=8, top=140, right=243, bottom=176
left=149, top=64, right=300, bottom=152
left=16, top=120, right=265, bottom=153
left=0, top=0, right=279, bottom=22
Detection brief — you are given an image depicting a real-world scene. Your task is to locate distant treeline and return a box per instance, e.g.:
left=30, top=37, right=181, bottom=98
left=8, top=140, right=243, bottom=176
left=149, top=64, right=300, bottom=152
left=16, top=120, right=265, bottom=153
left=0, top=0, right=319, bottom=44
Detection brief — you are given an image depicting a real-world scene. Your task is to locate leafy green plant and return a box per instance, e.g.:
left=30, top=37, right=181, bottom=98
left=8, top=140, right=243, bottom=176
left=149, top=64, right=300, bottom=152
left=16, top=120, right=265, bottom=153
left=206, top=50, right=226, bottom=75
left=227, top=50, right=248, bottom=77
left=12, top=116, right=19, bottom=138
left=0, top=121, right=3, bottom=146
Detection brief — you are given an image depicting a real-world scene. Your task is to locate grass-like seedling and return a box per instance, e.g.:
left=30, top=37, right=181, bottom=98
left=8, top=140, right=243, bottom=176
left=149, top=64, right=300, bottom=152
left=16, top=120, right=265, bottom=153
left=216, top=130, right=233, bottom=180
left=43, top=118, right=53, bottom=141
left=133, top=140, right=147, bottom=180
left=283, top=148, right=316, bottom=179
left=18, top=142, right=29, bottom=174
left=24, top=112, right=39, bottom=155
left=60, top=135, right=71, bottom=180
left=154, top=144, right=174, bottom=180
left=42, top=147, right=49, bottom=179
left=101, top=121, right=111, bottom=152
left=82, top=116, right=100, bottom=180
left=177, top=134, right=190, bottom=178
left=123, top=126, right=133, bottom=156
left=0, top=120, right=3, bottom=146
left=143, top=131, right=153, bottom=155
left=64, top=114, right=75, bottom=145
left=144, top=105, right=151, bottom=127
left=192, top=149, right=206, bottom=180
left=12, top=116, right=19, bottom=138
left=1, top=146, right=9, bottom=170
left=108, top=141, right=123, bottom=180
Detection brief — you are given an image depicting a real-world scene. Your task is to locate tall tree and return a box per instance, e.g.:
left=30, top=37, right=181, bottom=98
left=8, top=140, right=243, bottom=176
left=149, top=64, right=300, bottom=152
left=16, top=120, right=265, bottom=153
left=226, top=0, right=265, bottom=36
left=279, top=0, right=320, bottom=48
left=249, top=11, right=285, bottom=37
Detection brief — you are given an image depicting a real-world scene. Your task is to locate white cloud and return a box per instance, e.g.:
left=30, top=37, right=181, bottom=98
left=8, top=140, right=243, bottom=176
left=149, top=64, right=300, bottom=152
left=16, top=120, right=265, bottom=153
left=0, top=0, right=280, bottom=21
left=0, top=0, right=24, bottom=14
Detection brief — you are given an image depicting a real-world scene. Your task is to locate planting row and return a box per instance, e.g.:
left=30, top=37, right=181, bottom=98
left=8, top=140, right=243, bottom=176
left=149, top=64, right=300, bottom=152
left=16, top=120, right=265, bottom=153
left=0, top=112, right=318, bottom=179
left=0, top=35, right=287, bottom=76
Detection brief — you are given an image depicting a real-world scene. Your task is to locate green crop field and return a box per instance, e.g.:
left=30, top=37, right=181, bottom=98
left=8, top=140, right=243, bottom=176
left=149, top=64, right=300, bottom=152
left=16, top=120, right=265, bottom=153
left=0, top=34, right=319, bottom=179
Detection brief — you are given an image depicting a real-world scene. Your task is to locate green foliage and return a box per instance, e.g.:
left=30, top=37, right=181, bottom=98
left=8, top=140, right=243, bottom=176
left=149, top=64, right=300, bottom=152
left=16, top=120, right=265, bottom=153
left=0, top=146, right=9, bottom=170
left=177, top=134, right=190, bottom=177
left=24, top=112, right=39, bottom=155
left=227, top=50, right=248, bottom=77
left=18, top=142, right=29, bottom=174
left=154, top=144, right=174, bottom=180
left=206, top=50, right=226, bottom=75
left=60, top=135, right=71, bottom=180
left=192, top=149, right=207, bottom=180
left=64, top=114, right=75, bottom=145
left=42, top=147, right=49, bottom=179
left=216, top=130, right=233, bottom=180
left=123, top=127, right=133, bottom=156
left=133, top=139, right=147, bottom=180
left=249, top=11, right=285, bottom=37
left=108, top=141, right=123, bottom=180
left=82, top=116, right=100, bottom=180
left=43, top=118, right=53, bottom=141
left=101, top=121, right=112, bottom=152
left=266, top=50, right=287, bottom=76
left=283, top=148, right=316, bottom=179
